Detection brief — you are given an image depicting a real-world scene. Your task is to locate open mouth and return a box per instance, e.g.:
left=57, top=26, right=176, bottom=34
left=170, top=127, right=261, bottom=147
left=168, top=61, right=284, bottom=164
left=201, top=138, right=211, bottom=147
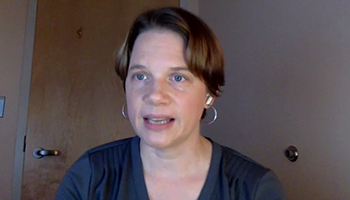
left=145, top=117, right=174, bottom=125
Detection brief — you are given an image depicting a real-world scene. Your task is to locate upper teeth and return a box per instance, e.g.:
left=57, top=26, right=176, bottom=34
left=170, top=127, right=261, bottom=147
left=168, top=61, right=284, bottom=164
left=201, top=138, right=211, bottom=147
left=147, top=118, right=171, bottom=124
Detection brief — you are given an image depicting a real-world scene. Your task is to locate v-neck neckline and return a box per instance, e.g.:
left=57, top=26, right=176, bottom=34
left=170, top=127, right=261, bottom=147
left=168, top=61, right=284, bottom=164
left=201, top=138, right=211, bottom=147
left=131, top=136, right=222, bottom=200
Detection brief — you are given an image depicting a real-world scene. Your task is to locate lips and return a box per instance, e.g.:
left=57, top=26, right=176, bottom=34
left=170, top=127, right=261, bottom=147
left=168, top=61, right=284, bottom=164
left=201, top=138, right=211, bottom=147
left=145, top=117, right=174, bottom=124
left=142, top=114, right=175, bottom=131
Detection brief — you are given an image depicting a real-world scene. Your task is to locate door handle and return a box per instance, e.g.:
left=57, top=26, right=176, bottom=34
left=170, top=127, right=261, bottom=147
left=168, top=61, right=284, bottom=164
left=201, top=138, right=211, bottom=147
left=33, top=147, right=60, bottom=159
left=284, top=145, right=299, bottom=162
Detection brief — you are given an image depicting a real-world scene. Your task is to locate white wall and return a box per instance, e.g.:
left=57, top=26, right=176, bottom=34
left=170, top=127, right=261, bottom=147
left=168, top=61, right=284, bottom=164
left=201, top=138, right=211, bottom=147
left=199, top=0, right=350, bottom=199
left=0, top=0, right=29, bottom=199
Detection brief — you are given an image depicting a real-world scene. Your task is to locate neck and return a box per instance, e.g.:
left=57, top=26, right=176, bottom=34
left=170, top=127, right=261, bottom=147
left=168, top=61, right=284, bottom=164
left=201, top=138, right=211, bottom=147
left=140, top=135, right=212, bottom=177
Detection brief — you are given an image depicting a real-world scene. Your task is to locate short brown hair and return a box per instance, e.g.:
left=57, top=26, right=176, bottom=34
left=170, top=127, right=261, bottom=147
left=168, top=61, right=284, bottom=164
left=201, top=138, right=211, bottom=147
left=115, top=7, right=225, bottom=97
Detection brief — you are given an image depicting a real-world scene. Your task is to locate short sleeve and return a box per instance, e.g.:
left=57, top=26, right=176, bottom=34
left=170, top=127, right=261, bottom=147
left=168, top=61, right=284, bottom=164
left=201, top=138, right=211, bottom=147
left=55, top=153, right=92, bottom=200
left=254, top=170, right=287, bottom=200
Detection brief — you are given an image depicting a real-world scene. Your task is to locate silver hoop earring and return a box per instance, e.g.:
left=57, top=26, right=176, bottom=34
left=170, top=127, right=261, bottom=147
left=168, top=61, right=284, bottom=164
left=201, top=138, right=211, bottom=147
left=201, top=106, right=217, bottom=125
left=122, top=104, right=129, bottom=119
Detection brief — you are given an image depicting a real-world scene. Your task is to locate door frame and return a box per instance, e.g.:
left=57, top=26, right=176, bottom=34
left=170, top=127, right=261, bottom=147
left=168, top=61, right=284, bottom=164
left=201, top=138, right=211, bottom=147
left=11, top=0, right=37, bottom=199
left=11, top=0, right=197, bottom=199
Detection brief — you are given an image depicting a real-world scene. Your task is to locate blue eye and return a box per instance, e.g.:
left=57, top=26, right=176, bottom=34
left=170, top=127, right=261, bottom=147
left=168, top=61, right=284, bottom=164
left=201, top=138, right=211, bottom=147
left=136, top=74, right=146, bottom=80
left=173, top=75, right=185, bottom=82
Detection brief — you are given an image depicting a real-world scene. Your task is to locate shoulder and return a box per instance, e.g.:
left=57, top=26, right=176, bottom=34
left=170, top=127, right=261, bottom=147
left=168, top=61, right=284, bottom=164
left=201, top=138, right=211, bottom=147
left=219, top=144, right=269, bottom=179
left=64, top=136, right=137, bottom=177
left=65, top=136, right=138, bottom=184
left=213, top=142, right=287, bottom=199
left=80, top=136, right=137, bottom=168
left=55, top=136, right=139, bottom=199
left=86, top=137, right=134, bottom=156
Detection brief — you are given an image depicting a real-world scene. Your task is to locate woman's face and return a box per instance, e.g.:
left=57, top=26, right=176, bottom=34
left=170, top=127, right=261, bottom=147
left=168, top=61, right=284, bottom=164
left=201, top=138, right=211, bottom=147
left=125, top=29, right=211, bottom=150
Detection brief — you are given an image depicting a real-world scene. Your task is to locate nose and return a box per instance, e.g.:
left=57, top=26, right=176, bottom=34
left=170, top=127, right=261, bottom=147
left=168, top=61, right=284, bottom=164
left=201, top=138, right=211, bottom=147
left=143, top=79, right=171, bottom=106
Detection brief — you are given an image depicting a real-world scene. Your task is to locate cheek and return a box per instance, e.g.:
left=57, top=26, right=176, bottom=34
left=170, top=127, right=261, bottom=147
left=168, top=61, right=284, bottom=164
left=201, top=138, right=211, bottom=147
left=126, top=91, right=136, bottom=107
left=125, top=80, right=136, bottom=102
left=180, top=96, right=206, bottom=115
left=125, top=90, right=142, bottom=120
left=126, top=97, right=138, bottom=128
left=125, top=88, right=134, bottom=111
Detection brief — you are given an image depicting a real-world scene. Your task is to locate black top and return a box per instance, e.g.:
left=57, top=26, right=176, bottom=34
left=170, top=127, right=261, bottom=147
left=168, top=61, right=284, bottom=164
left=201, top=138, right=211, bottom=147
left=55, top=136, right=287, bottom=200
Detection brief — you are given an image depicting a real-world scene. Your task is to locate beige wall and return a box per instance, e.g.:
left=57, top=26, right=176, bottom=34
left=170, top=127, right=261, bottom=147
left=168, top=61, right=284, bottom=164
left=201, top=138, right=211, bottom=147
left=0, top=0, right=29, bottom=199
left=199, top=0, right=350, bottom=199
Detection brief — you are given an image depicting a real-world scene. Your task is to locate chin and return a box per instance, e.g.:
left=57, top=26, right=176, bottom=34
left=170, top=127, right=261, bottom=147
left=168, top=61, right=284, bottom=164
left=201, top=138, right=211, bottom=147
left=138, top=132, right=177, bottom=150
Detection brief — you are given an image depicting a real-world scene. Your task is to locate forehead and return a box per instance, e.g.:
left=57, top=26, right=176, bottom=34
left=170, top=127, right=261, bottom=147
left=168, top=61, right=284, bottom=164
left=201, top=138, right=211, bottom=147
left=136, top=27, right=184, bottom=42
left=129, top=29, right=187, bottom=67
left=133, top=29, right=185, bottom=50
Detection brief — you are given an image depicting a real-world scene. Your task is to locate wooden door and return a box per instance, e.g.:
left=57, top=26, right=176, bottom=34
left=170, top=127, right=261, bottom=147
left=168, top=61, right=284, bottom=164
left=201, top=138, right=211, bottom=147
left=21, top=0, right=178, bottom=199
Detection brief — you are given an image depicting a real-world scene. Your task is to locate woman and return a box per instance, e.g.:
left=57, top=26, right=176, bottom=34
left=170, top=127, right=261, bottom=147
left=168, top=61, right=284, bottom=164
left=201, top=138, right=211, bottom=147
left=55, top=7, right=286, bottom=200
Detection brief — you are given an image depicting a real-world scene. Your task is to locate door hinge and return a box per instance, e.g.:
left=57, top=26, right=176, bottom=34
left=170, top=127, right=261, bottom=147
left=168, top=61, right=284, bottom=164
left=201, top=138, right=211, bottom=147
left=23, top=135, right=26, bottom=152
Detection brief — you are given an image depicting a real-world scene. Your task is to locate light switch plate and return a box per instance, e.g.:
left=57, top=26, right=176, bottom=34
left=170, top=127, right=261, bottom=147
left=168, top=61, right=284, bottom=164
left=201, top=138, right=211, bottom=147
left=0, top=96, right=5, bottom=118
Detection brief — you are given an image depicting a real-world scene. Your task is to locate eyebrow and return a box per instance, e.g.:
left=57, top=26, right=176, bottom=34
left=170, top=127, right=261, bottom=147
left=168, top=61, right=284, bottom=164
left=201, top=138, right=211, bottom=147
left=128, top=64, right=146, bottom=71
left=170, top=66, right=189, bottom=72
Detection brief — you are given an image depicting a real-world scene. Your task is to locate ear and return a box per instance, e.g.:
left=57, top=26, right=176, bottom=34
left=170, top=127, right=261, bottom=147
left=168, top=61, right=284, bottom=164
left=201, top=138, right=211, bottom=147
left=205, top=94, right=216, bottom=108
